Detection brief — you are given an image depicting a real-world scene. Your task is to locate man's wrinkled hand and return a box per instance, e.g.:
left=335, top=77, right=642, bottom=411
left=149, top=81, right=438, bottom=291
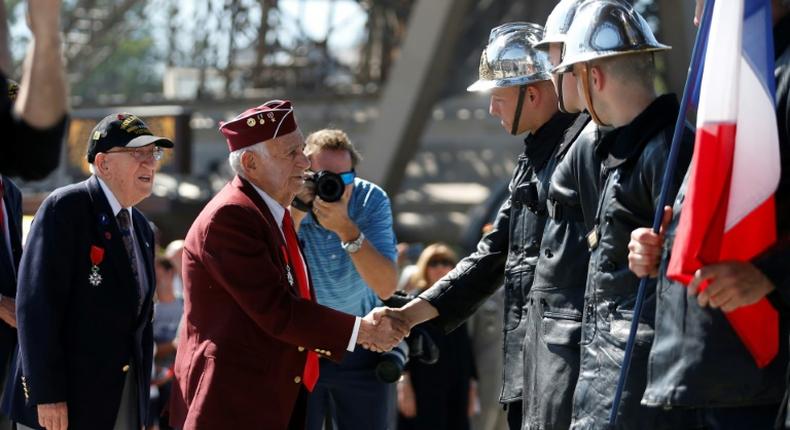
left=358, top=307, right=410, bottom=352
left=0, top=296, right=17, bottom=328
left=627, top=206, right=672, bottom=278
left=37, top=401, right=67, bottom=430
left=688, top=261, right=775, bottom=312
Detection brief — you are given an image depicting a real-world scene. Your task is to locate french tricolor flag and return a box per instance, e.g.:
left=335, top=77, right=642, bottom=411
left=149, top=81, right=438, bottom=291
left=667, top=0, right=781, bottom=367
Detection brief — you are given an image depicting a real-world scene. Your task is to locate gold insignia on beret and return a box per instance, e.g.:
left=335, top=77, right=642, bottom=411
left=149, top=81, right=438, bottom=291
left=247, top=118, right=256, bottom=127
left=93, top=131, right=102, bottom=140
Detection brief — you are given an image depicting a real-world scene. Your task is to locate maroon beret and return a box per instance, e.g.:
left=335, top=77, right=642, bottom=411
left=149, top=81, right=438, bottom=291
left=219, top=100, right=298, bottom=152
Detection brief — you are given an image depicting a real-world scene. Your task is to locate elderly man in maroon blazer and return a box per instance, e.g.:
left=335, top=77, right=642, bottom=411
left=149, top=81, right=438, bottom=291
left=169, top=100, right=408, bottom=430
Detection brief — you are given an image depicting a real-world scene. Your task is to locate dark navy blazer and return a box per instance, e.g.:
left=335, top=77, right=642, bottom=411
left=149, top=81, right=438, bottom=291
left=0, top=177, right=23, bottom=383
left=4, top=175, right=155, bottom=429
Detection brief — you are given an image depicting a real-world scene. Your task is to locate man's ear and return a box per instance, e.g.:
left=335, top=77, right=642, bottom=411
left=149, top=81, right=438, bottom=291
left=94, top=154, right=109, bottom=176
left=590, top=65, right=605, bottom=92
left=241, top=150, right=256, bottom=172
left=527, top=85, right=539, bottom=104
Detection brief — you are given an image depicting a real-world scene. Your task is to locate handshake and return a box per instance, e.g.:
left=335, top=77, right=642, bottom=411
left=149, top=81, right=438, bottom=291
left=357, top=307, right=412, bottom=352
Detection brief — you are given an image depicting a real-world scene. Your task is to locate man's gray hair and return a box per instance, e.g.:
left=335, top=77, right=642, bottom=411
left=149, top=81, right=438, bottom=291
left=228, top=142, right=269, bottom=178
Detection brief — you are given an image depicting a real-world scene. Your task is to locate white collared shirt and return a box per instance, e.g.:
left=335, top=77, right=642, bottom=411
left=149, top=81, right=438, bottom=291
left=96, top=176, right=133, bottom=233
left=248, top=182, right=360, bottom=352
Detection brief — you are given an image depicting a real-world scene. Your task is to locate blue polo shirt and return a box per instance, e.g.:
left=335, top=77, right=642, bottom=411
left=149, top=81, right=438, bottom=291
left=298, top=177, right=397, bottom=316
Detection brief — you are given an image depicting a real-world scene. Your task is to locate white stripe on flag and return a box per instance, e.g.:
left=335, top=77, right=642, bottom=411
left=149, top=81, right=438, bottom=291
left=696, top=0, right=741, bottom=124
left=726, top=56, right=781, bottom=231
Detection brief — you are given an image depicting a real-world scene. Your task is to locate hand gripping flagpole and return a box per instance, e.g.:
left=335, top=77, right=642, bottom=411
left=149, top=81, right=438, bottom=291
left=607, top=0, right=715, bottom=426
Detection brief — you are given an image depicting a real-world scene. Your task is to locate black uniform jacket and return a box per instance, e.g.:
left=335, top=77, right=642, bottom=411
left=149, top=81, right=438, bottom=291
left=570, top=95, right=694, bottom=430
left=420, top=111, right=579, bottom=403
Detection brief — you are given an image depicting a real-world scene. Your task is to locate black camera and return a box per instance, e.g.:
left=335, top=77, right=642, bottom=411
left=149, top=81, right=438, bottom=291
left=292, top=170, right=346, bottom=211
left=374, top=292, right=440, bottom=384
left=375, top=340, right=409, bottom=384
left=311, top=170, right=346, bottom=203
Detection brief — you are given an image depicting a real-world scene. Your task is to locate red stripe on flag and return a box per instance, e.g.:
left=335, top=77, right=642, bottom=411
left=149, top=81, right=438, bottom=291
left=720, top=197, right=778, bottom=368
left=668, top=123, right=736, bottom=284
left=668, top=123, right=779, bottom=367
left=719, top=197, right=776, bottom=260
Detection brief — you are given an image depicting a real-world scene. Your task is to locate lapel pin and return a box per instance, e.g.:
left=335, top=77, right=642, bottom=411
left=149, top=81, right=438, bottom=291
left=286, top=265, right=294, bottom=287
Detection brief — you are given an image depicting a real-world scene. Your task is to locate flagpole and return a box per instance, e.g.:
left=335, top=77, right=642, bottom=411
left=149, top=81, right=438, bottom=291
left=607, top=0, right=715, bottom=426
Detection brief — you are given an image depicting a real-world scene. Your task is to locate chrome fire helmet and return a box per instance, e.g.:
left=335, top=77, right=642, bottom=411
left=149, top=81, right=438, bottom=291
left=468, top=22, right=552, bottom=135
left=466, top=22, right=552, bottom=93
left=553, top=0, right=670, bottom=124
left=553, top=0, right=670, bottom=73
left=535, top=0, right=587, bottom=113
left=535, top=0, right=587, bottom=50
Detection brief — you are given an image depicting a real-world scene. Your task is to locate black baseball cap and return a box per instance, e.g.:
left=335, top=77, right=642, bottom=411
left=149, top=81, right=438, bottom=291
left=86, top=113, right=174, bottom=163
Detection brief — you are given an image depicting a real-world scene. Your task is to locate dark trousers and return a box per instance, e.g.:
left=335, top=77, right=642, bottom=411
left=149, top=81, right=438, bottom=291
left=697, top=404, right=781, bottom=430
left=306, top=348, right=391, bottom=430
left=506, top=401, right=521, bottom=430
left=289, top=387, right=309, bottom=430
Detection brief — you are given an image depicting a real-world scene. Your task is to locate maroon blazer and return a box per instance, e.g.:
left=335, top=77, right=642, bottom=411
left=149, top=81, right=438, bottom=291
left=169, top=176, right=356, bottom=429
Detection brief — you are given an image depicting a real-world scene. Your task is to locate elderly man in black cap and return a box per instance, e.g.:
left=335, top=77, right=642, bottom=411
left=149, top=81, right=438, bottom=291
left=3, top=113, right=172, bottom=430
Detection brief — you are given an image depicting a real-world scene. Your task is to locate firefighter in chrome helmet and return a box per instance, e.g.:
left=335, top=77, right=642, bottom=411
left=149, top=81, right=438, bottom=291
left=535, top=0, right=587, bottom=114
left=467, top=22, right=554, bottom=135
left=554, top=2, right=696, bottom=429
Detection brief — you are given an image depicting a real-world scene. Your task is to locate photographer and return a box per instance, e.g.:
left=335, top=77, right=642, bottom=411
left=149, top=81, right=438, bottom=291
left=291, top=129, right=398, bottom=430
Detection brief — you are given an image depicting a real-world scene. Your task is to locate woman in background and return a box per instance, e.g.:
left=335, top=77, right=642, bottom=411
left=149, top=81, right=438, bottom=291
left=398, top=243, right=478, bottom=430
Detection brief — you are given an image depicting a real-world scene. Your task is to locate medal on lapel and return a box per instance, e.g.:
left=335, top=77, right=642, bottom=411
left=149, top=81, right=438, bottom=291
left=286, top=265, right=294, bottom=287
left=89, top=245, right=105, bottom=287
left=280, top=245, right=295, bottom=287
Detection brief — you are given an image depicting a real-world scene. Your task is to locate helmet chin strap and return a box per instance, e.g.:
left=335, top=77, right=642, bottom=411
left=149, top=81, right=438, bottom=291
left=510, top=84, right=528, bottom=135
left=579, top=62, right=606, bottom=126
left=557, top=73, right=568, bottom=113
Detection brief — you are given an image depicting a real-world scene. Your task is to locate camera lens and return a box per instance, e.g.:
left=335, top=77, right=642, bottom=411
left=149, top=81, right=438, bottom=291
left=375, top=359, right=403, bottom=384
left=314, top=171, right=345, bottom=202
left=374, top=341, right=409, bottom=383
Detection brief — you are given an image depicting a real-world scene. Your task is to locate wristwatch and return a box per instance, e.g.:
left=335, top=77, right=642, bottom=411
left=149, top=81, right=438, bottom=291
left=341, top=231, right=365, bottom=254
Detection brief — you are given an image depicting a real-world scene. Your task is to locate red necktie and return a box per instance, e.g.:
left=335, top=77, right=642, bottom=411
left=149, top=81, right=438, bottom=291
left=281, top=209, right=320, bottom=391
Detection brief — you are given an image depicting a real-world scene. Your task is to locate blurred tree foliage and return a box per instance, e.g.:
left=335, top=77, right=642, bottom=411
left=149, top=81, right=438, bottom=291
left=4, top=0, right=417, bottom=104
left=6, top=0, right=160, bottom=103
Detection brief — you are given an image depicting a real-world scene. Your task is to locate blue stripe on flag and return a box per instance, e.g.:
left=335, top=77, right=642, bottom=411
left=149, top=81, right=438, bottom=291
left=743, top=0, right=776, bottom=102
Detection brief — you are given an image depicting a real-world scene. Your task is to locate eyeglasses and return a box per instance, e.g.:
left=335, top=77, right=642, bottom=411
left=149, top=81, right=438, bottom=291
left=106, top=146, right=164, bottom=162
left=427, top=259, right=455, bottom=268
left=307, top=169, right=356, bottom=185
left=339, top=170, right=356, bottom=185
